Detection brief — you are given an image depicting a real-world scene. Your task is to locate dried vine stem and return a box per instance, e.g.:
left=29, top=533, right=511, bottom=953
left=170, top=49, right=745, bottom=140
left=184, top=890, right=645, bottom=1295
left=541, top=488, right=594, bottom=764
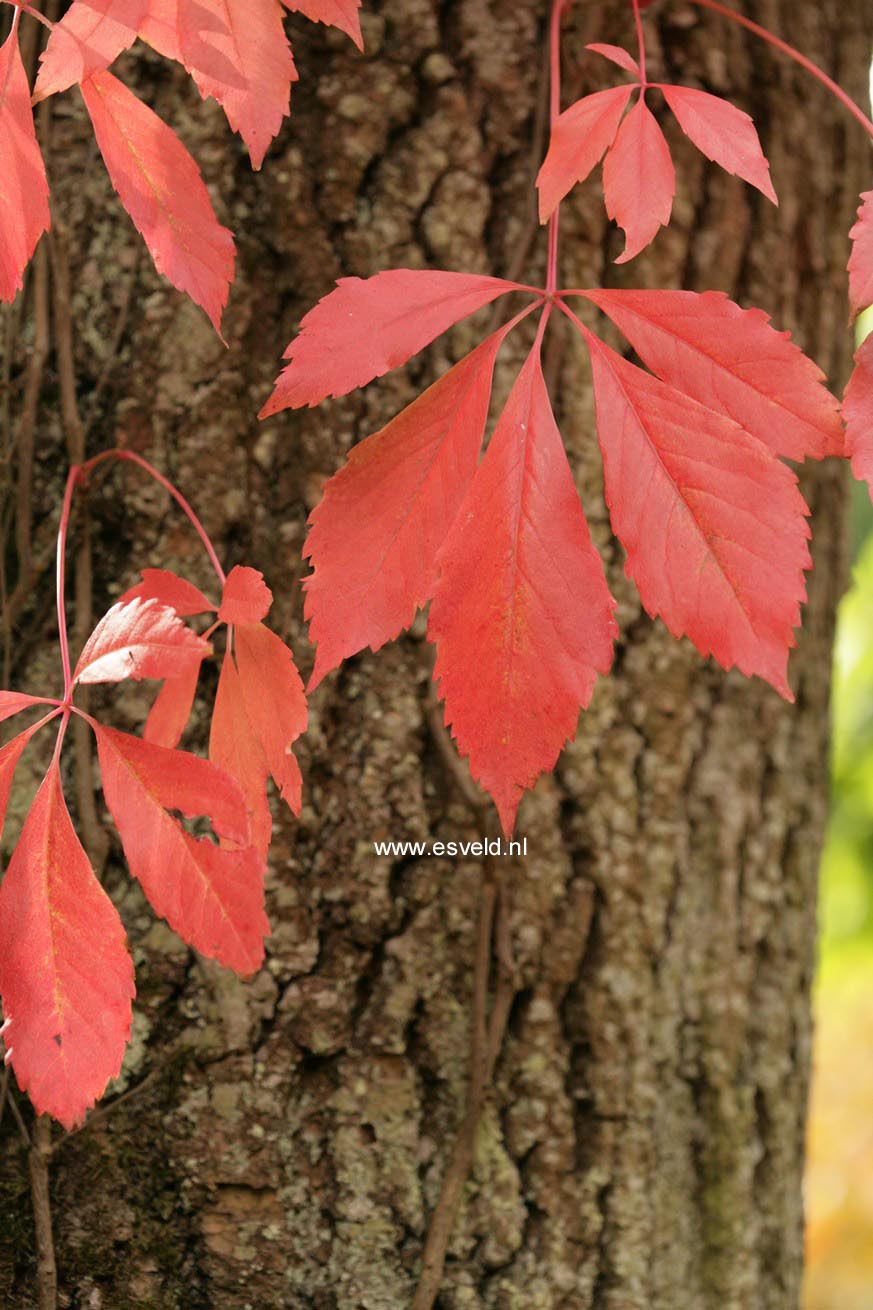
left=29, top=1118, right=57, bottom=1310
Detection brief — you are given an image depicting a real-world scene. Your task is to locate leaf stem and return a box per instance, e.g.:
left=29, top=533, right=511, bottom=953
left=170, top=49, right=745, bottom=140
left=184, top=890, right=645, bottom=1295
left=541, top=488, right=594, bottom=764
left=545, top=0, right=574, bottom=294
left=0, top=1, right=54, bottom=33
left=688, top=0, right=873, bottom=141
left=631, top=0, right=647, bottom=87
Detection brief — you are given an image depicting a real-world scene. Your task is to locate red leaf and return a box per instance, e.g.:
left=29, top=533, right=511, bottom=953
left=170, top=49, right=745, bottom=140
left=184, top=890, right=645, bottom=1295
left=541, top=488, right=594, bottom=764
left=659, top=85, right=777, bottom=204
left=176, top=0, right=297, bottom=170
left=80, top=70, right=236, bottom=335
left=233, top=623, right=306, bottom=814
left=34, top=0, right=148, bottom=101
left=0, top=691, right=55, bottom=724
left=428, top=344, right=617, bottom=835
left=844, top=334, right=873, bottom=492
left=848, top=192, right=873, bottom=321
left=602, top=95, right=674, bottom=263
left=0, top=761, right=135, bottom=1130
left=0, top=28, right=51, bottom=304
left=0, top=719, right=48, bottom=837
left=586, top=43, right=640, bottom=76
left=143, top=660, right=203, bottom=748
left=536, top=86, right=632, bottom=223
left=138, top=0, right=182, bottom=61
left=210, top=654, right=272, bottom=858
left=582, top=289, right=844, bottom=461
left=259, top=270, right=531, bottom=416
left=74, top=597, right=211, bottom=686
left=281, top=0, right=363, bottom=49
left=119, top=567, right=215, bottom=616
left=218, top=566, right=273, bottom=626
left=94, top=724, right=268, bottom=973
left=304, top=327, right=509, bottom=688
left=584, top=330, right=811, bottom=699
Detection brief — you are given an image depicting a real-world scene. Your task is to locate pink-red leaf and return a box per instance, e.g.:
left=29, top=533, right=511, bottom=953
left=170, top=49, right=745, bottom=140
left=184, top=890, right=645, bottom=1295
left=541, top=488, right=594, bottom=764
left=259, top=270, right=531, bottom=416
left=143, top=660, right=203, bottom=748
left=304, top=327, right=509, bottom=688
left=94, top=724, right=268, bottom=973
left=210, top=654, right=272, bottom=858
left=177, top=0, right=297, bottom=170
left=659, top=84, right=776, bottom=204
left=844, top=334, right=873, bottom=493
left=0, top=29, right=51, bottom=304
left=34, top=0, right=148, bottom=101
left=0, top=719, right=47, bottom=838
left=137, top=0, right=182, bottom=61
left=586, top=43, right=640, bottom=76
left=281, top=0, right=363, bottom=49
left=81, top=70, right=236, bottom=335
left=584, top=330, right=811, bottom=699
left=218, top=566, right=273, bottom=626
left=119, top=567, right=215, bottom=616
left=0, top=762, right=135, bottom=1130
left=582, top=289, right=843, bottom=461
left=233, top=623, right=306, bottom=814
left=848, top=192, right=873, bottom=321
left=428, top=345, right=617, bottom=835
left=602, top=95, right=674, bottom=263
left=74, top=597, right=210, bottom=685
left=536, top=85, right=633, bottom=223
left=0, top=691, right=55, bottom=724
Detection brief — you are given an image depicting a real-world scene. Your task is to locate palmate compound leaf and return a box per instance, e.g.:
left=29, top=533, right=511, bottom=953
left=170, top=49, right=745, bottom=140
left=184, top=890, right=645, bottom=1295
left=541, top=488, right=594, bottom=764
left=536, top=85, right=633, bottom=222
left=80, top=70, right=236, bottom=335
left=427, top=340, right=618, bottom=836
left=602, top=95, right=675, bottom=264
left=0, top=27, right=51, bottom=304
left=581, top=326, right=812, bottom=699
left=280, top=0, right=364, bottom=49
left=33, top=0, right=148, bottom=102
left=843, top=334, right=873, bottom=491
left=303, top=321, right=515, bottom=688
left=581, top=289, right=844, bottom=461
left=94, top=724, right=269, bottom=974
left=658, top=85, right=777, bottom=204
left=848, top=192, right=873, bottom=321
left=73, top=596, right=211, bottom=685
left=0, top=759, right=135, bottom=1130
left=259, top=270, right=535, bottom=416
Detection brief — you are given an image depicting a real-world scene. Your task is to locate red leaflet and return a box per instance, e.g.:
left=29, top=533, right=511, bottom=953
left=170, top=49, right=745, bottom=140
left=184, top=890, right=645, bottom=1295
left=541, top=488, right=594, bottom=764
left=0, top=719, right=48, bottom=834
left=0, top=29, right=51, bottom=304
left=0, top=762, right=135, bottom=1130
left=536, top=86, right=632, bottom=223
left=143, top=661, right=203, bottom=748
left=34, top=0, right=147, bottom=101
left=584, top=330, right=811, bottom=699
left=94, top=724, right=268, bottom=973
left=304, top=327, right=510, bottom=688
left=848, top=192, right=873, bottom=321
left=582, top=289, right=844, bottom=461
left=0, top=691, right=53, bottom=723
left=259, top=270, right=532, bottom=415
left=119, top=567, right=214, bottom=615
left=843, top=334, right=873, bottom=492
left=602, top=96, right=675, bottom=264
left=218, top=565, right=273, bottom=625
left=73, top=597, right=210, bottom=685
left=81, top=71, right=236, bottom=335
left=659, top=85, right=777, bottom=204
left=137, top=0, right=182, bottom=61
left=428, top=344, right=617, bottom=835
left=210, top=655, right=272, bottom=858
left=281, top=0, right=363, bottom=50
left=586, top=43, right=640, bottom=76
left=233, top=622, right=307, bottom=814
left=176, top=0, right=297, bottom=171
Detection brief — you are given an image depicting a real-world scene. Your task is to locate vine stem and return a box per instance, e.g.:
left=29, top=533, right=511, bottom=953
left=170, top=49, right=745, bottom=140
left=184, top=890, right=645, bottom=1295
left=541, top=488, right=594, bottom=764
left=631, top=0, right=647, bottom=86
left=545, top=0, right=574, bottom=293
left=55, top=467, right=79, bottom=702
left=689, top=0, right=873, bottom=140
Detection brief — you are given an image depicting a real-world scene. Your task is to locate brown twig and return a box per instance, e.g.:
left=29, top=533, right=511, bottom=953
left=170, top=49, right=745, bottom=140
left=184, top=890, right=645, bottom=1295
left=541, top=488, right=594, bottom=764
left=29, top=1117, right=57, bottom=1310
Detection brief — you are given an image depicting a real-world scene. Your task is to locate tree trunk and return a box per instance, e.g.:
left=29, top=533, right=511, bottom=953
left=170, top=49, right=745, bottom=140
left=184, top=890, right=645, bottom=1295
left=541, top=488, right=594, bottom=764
left=1, top=1, right=870, bottom=1306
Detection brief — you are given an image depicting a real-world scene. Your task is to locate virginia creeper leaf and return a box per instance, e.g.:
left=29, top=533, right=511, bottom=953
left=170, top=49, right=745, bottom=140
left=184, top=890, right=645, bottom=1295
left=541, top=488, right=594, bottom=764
left=119, top=567, right=215, bottom=615
left=233, top=623, right=306, bottom=815
left=0, top=691, right=55, bottom=724
left=176, top=0, right=297, bottom=171
left=218, top=566, right=273, bottom=626
left=582, top=289, right=844, bottom=461
left=143, top=660, right=203, bottom=748
left=281, top=0, right=363, bottom=49
left=536, top=85, right=633, bottom=223
left=210, top=654, right=272, bottom=858
left=844, top=334, right=873, bottom=493
left=602, top=95, right=674, bottom=263
left=659, top=85, right=777, bottom=204
left=848, top=191, right=873, bottom=321
left=0, top=719, right=48, bottom=838
left=137, top=0, right=182, bottom=61
left=81, top=70, right=236, bottom=335
left=586, top=43, right=640, bottom=76
left=34, top=0, right=148, bottom=101
left=259, top=270, right=532, bottom=416
left=304, top=326, right=511, bottom=688
left=0, top=762, right=135, bottom=1130
left=428, top=344, right=617, bottom=835
left=74, top=597, right=211, bottom=685
left=94, top=724, right=268, bottom=973
left=584, top=330, right=811, bottom=699
left=0, top=28, right=51, bottom=304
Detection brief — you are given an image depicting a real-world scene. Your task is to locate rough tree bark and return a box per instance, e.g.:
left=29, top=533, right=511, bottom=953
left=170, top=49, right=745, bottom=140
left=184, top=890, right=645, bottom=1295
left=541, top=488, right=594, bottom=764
left=0, top=1, right=870, bottom=1307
